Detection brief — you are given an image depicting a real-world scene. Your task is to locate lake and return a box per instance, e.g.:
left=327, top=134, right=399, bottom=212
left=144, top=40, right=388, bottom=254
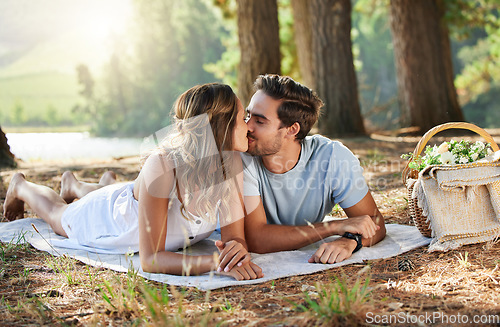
left=6, top=132, right=144, bottom=162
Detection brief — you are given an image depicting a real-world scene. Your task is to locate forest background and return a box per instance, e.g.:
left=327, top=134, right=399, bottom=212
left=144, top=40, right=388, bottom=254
left=0, top=0, right=498, bottom=139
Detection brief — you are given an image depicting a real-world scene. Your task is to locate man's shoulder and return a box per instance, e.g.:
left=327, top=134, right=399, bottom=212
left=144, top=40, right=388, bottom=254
left=305, top=135, right=346, bottom=154
left=305, top=135, right=359, bottom=162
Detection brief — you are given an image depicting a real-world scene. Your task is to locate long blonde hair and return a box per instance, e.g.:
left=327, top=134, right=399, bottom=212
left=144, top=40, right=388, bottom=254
left=145, top=83, right=240, bottom=223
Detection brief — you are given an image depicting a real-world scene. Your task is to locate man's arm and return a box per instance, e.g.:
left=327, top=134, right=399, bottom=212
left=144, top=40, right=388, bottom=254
left=308, top=192, right=386, bottom=264
left=243, top=194, right=380, bottom=254
left=343, top=191, right=386, bottom=247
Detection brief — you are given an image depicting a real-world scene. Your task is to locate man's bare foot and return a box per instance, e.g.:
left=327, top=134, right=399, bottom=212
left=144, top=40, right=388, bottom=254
left=99, top=171, right=117, bottom=186
left=3, top=173, right=26, bottom=221
left=60, top=171, right=78, bottom=204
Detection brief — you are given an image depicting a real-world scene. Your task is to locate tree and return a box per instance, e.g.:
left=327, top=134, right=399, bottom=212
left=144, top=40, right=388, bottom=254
left=389, top=0, right=464, bottom=131
left=237, top=0, right=281, bottom=106
left=290, top=0, right=313, bottom=87
left=292, top=0, right=365, bottom=136
left=446, top=0, right=500, bottom=128
left=0, top=127, right=16, bottom=168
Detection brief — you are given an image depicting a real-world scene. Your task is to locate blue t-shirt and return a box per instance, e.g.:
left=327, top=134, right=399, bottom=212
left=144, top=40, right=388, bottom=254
left=242, top=135, right=369, bottom=226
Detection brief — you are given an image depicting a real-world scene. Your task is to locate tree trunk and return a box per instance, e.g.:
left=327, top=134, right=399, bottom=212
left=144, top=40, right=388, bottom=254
left=0, top=127, right=16, bottom=168
left=290, top=0, right=314, bottom=87
left=308, top=0, right=365, bottom=137
left=389, top=0, right=464, bottom=131
left=237, top=0, right=281, bottom=107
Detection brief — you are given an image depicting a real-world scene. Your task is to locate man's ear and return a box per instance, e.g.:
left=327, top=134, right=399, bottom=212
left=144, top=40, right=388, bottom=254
left=285, top=122, right=300, bottom=139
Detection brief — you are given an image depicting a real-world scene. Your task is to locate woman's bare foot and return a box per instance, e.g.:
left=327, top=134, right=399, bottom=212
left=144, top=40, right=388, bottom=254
left=60, top=171, right=78, bottom=204
left=99, top=171, right=117, bottom=186
left=3, top=173, right=26, bottom=221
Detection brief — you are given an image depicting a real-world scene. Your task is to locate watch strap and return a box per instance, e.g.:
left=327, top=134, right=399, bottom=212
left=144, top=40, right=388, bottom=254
left=342, top=232, right=363, bottom=253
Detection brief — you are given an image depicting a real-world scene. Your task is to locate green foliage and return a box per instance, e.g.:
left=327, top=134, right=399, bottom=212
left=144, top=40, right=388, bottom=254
left=445, top=0, right=500, bottom=40
left=0, top=73, right=81, bottom=127
left=11, top=101, right=26, bottom=125
left=206, top=0, right=239, bottom=89
left=44, top=104, right=59, bottom=126
left=445, top=0, right=500, bottom=128
left=2, top=0, right=498, bottom=133
left=352, top=0, right=399, bottom=130
left=278, top=0, right=300, bottom=79
left=85, top=0, right=227, bottom=137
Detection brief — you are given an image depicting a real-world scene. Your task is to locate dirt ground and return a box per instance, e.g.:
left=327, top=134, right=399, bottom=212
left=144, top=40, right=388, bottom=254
left=1, top=131, right=500, bottom=326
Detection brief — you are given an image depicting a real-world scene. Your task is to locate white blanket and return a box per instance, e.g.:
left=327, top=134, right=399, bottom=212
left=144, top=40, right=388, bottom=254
left=0, top=218, right=430, bottom=290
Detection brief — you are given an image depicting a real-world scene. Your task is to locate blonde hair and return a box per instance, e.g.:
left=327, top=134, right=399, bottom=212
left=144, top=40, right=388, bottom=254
left=145, top=83, right=240, bottom=224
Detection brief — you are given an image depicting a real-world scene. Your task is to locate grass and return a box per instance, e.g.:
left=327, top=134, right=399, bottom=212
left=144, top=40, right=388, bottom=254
left=45, top=255, right=84, bottom=286
left=291, top=267, right=373, bottom=326
left=2, top=137, right=500, bottom=325
left=456, top=251, right=472, bottom=269
left=0, top=232, right=30, bottom=263
left=95, top=267, right=224, bottom=326
left=0, top=237, right=228, bottom=326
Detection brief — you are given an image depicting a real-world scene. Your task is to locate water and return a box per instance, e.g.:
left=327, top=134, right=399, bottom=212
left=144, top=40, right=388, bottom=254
left=6, top=132, right=144, bottom=162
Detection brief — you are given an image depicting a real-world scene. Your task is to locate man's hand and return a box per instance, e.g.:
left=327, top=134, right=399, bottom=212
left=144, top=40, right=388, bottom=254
left=308, top=238, right=357, bottom=264
left=336, top=215, right=379, bottom=239
left=218, top=261, right=264, bottom=281
left=215, top=240, right=251, bottom=272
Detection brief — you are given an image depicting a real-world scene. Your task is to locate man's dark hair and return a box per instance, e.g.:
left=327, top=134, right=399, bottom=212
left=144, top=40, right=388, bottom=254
left=254, top=74, right=323, bottom=141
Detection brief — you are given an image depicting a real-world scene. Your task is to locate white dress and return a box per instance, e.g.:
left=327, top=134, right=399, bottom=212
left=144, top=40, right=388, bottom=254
left=54, top=182, right=217, bottom=254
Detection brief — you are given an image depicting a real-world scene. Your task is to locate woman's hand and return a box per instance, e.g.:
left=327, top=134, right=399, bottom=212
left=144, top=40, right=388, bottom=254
left=218, top=261, right=264, bottom=281
left=215, top=240, right=251, bottom=272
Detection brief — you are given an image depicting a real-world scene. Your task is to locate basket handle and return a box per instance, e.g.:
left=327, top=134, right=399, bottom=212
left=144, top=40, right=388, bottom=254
left=402, top=122, right=500, bottom=184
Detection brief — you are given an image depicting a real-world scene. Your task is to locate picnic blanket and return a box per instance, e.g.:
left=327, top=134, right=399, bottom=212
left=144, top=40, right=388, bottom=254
left=0, top=218, right=430, bottom=290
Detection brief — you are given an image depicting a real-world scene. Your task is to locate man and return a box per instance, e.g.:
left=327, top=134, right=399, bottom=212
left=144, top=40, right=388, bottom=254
left=241, top=74, right=386, bottom=264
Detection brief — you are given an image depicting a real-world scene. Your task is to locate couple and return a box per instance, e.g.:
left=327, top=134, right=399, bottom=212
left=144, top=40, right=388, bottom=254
left=3, top=75, right=386, bottom=281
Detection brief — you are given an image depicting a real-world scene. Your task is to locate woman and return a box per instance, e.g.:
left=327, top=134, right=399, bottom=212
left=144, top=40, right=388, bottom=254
left=3, top=83, right=263, bottom=281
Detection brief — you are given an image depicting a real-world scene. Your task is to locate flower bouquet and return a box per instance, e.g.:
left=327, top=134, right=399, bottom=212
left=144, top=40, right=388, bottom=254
left=402, top=140, right=495, bottom=171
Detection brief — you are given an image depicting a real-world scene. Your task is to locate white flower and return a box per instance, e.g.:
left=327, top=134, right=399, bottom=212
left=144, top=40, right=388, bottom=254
left=487, top=148, right=494, bottom=155
left=430, top=145, right=439, bottom=157
left=474, top=141, right=485, bottom=151
left=471, top=153, right=479, bottom=161
left=459, top=156, right=469, bottom=164
left=437, top=142, right=449, bottom=154
left=440, top=151, right=456, bottom=165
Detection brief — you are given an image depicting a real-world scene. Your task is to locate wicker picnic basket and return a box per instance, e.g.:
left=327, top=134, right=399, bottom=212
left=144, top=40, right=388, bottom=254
left=402, top=122, right=500, bottom=237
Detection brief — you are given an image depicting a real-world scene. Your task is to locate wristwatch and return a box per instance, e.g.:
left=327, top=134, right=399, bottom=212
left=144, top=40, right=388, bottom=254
left=342, top=232, right=363, bottom=253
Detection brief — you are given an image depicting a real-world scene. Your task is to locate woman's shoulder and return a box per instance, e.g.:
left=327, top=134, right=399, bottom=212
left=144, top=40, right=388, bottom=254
left=137, top=152, right=176, bottom=198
